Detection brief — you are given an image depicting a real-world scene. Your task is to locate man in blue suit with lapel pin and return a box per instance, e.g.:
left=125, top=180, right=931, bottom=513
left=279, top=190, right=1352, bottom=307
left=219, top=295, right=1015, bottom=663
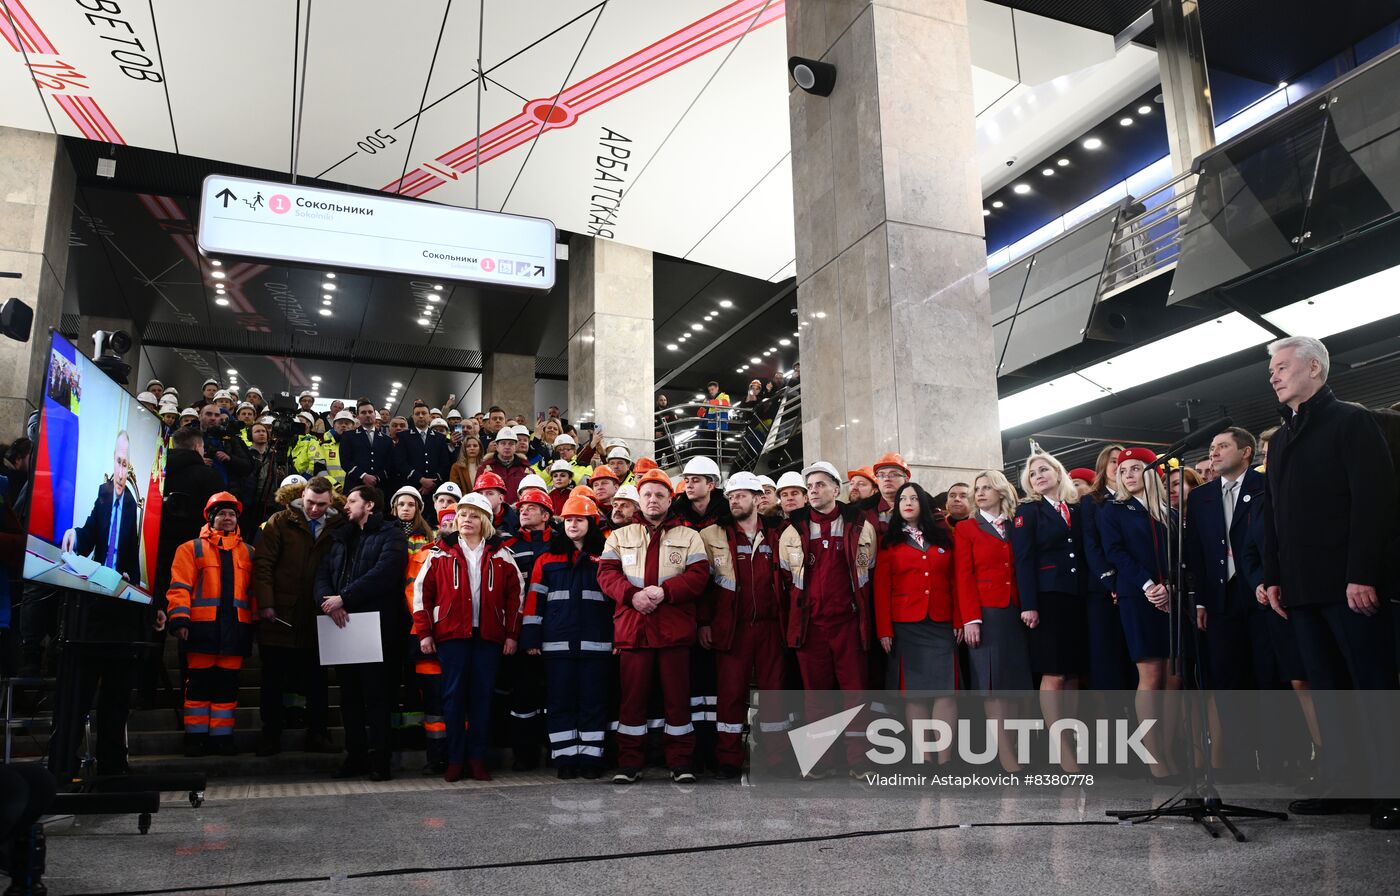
left=341, top=398, right=396, bottom=492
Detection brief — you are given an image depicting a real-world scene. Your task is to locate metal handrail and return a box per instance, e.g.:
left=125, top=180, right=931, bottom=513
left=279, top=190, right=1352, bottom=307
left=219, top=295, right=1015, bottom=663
left=1096, top=170, right=1199, bottom=299
left=654, top=400, right=764, bottom=474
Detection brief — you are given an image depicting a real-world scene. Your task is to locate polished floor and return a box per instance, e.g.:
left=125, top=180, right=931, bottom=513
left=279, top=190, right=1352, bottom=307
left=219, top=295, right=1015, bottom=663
left=31, top=771, right=1400, bottom=895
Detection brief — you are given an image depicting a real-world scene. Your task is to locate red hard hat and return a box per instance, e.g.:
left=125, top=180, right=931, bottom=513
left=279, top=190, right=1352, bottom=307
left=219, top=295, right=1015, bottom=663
left=560, top=494, right=599, bottom=519
left=473, top=471, right=507, bottom=493
left=517, top=488, right=552, bottom=512
left=205, top=491, right=243, bottom=517
left=636, top=468, right=673, bottom=492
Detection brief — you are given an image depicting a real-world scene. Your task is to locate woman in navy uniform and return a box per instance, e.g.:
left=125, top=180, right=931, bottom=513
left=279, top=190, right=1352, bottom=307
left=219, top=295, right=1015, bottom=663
left=1098, top=446, right=1181, bottom=780
left=1080, top=445, right=1135, bottom=689
left=1009, top=447, right=1088, bottom=771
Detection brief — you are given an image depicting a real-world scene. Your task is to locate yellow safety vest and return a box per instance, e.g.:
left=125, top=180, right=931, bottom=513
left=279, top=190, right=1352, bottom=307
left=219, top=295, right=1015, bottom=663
left=319, top=433, right=345, bottom=490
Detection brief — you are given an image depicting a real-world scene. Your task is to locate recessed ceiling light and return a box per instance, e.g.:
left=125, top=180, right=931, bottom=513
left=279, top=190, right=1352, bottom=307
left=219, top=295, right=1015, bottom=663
left=1277, top=81, right=1288, bottom=89
left=815, top=311, right=827, bottom=319
left=226, top=368, right=237, bottom=375
left=210, top=260, right=221, bottom=267
left=417, top=317, right=430, bottom=326
left=1083, top=137, right=1103, bottom=150
left=1119, top=117, right=1133, bottom=126
left=779, top=338, right=791, bottom=346
left=433, top=284, right=443, bottom=291
left=323, top=293, right=333, bottom=301
left=1012, top=183, right=1031, bottom=194
left=322, top=282, right=335, bottom=291
left=1057, top=158, right=1070, bottom=167
left=1042, top=168, right=1054, bottom=176
left=690, top=323, right=703, bottom=331
left=392, top=381, right=402, bottom=388
left=694, top=394, right=705, bottom=401
left=750, top=357, right=762, bottom=364
left=325, top=272, right=335, bottom=279
left=666, top=343, right=679, bottom=351
left=763, top=350, right=772, bottom=356
left=427, top=295, right=440, bottom=303
left=983, top=209, right=991, bottom=216
left=1137, top=105, right=1151, bottom=115
left=214, top=297, right=229, bottom=306
left=792, top=331, right=800, bottom=337
left=211, top=271, right=225, bottom=279
left=322, top=298, right=332, bottom=306
left=719, top=299, right=733, bottom=308
left=312, top=375, right=321, bottom=381
left=735, top=367, right=745, bottom=373
left=992, top=200, right=1004, bottom=208
left=319, top=308, right=332, bottom=316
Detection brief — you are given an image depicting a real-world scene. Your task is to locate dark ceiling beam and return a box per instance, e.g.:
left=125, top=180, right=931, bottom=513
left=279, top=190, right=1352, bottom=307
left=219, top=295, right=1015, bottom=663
left=653, top=280, right=796, bottom=390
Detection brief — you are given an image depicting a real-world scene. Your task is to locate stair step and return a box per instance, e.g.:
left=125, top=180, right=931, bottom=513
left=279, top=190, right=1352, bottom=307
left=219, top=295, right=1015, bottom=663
left=130, top=750, right=353, bottom=778
left=128, top=706, right=346, bottom=731
left=127, top=728, right=350, bottom=756
left=137, top=685, right=344, bottom=710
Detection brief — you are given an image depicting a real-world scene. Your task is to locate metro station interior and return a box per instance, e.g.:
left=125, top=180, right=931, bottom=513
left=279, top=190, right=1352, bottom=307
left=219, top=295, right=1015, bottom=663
left=2, top=0, right=1400, bottom=893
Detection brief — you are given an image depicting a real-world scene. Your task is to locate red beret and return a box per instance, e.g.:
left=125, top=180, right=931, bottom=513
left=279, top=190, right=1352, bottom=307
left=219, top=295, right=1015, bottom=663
left=1117, top=447, right=1158, bottom=466
left=1068, top=467, right=1097, bottom=483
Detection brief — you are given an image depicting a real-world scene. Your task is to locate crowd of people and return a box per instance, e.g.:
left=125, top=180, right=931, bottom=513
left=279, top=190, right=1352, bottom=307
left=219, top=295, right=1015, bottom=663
left=5, top=336, right=1398, bottom=830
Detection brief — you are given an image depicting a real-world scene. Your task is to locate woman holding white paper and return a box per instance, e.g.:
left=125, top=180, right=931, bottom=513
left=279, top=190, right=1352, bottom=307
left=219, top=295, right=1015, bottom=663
left=412, top=493, right=523, bottom=782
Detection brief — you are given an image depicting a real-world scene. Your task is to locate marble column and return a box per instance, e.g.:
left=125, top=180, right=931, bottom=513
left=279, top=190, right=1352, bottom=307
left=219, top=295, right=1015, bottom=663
left=0, top=126, right=75, bottom=437
left=787, top=0, right=1002, bottom=489
left=567, top=235, right=654, bottom=461
left=481, top=351, right=536, bottom=422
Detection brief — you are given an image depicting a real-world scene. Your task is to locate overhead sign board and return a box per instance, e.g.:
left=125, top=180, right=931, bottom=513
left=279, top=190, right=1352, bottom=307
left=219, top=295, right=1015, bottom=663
left=196, top=175, right=556, bottom=290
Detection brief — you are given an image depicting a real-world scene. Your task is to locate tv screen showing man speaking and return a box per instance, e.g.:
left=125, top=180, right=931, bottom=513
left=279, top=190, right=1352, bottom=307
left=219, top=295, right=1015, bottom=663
left=23, top=332, right=165, bottom=604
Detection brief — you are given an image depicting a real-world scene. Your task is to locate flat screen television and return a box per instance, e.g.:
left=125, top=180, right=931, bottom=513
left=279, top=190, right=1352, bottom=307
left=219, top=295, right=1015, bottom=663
left=23, top=332, right=165, bottom=604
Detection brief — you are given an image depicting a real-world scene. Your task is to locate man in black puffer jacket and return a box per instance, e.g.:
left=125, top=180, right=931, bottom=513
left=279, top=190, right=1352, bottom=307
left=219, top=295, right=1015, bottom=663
left=314, top=485, right=408, bottom=780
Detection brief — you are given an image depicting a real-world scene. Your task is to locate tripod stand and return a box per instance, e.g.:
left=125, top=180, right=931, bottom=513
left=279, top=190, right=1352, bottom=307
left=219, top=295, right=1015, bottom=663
left=1105, top=433, right=1287, bottom=840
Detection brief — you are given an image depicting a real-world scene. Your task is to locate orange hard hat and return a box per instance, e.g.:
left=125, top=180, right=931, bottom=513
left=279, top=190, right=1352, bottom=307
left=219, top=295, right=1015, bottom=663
left=873, top=452, right=911, bottom=477
left=847, top=466, right=877, bottom=485
left=473, top=471, right=507, bottom=493
left=635, top=468, right=673, bottom=492
left=571, top=483, right=598, bottom=503
left=634, top=456, right=660, bottom=475
left=205, top=491, right=243, bottom=518
left=589, top=465, right=621, bottom=484
left=672, top=477, right=686, bottom=496
left=517, top=488, right=552, bottom=513
left=560, top=494, right=599, bottom=519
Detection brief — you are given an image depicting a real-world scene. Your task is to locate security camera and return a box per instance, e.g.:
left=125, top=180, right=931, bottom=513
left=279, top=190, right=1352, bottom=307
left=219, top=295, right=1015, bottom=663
left=1004, top=156, right=1018, bottom=168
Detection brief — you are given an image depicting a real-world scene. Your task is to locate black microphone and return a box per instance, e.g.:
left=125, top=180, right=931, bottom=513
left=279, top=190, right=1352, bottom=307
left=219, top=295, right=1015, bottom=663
left=1152, top=416, right=1233, bottom=465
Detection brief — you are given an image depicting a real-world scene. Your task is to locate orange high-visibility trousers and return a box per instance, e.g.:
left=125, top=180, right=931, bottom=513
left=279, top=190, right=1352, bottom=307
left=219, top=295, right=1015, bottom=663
left=185, top=653, right=243, bottom=737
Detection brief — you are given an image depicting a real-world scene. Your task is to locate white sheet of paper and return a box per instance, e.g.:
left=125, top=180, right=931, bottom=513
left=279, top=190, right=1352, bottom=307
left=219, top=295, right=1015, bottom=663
left=317, top=612, right=383, bottom=665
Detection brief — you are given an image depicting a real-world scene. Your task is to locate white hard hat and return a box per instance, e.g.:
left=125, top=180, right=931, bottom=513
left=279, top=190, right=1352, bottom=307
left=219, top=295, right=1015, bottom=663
left=434, top=481, right=463, bottom=501
left=257, top=415, right=275, bottom=425
left=724, top=471, right=763, bottom=495
left=333, top=410, right=356, bottom=423
left=392, top=485, right=424, bottom=507
left=446, top=409, right=463, bottom=420
left=457, top=493, right=493, bottom=518
left=146, top=378, right=163, bottom=389
left=280, top=474, right=307, bottom=489
left=213, top=390, right=233, bottom=401
left=520, top=473, right=548, bottom=492
left=613, top=484, right=641, bottom=505
left=552, top=433, right=577, bottom=448
left=158, top=402, right=179, bottom=416
left=607, top=446, right=632, bottom=462
left=245, top=386, right=263, bottom=397
left=236, top=401, right=255, bottom=412
left=429, top=417, right=449, bottom=430
left=512, top=425, right=531, bottom=438
left=429, top=408, right=442, bottom=417
left=180, top=407, right=198, bottom=418
left=136, top=391, right=157, bottom=405
left=776, top=471, right=808, bottom=492
left=549, top=459, right=573, bottom=473
left=603, top=436, right=628, bottom=450
left=682, top=457, right=721, bottom=480
left=493, top=426, right=517, bottom=442
left=755, top=474, right=777, bottom=492
left=801, top=461, right=842, bottom=486
left=296, top=411, right=316, bottom=425
left=298, top=390, right=314, bottom=400
left=202, top=378, right=220, bottom=388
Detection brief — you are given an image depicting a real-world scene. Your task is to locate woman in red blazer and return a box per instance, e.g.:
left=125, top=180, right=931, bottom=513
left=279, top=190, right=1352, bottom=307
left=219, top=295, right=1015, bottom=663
left=874, top=483, right=957, bottom=692
left=954, top=470, right=1033, bottom=772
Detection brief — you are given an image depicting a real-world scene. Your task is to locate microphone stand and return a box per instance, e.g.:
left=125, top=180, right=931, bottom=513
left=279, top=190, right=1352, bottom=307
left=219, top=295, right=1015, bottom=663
left=1105, top=432, right=1287, bottom=841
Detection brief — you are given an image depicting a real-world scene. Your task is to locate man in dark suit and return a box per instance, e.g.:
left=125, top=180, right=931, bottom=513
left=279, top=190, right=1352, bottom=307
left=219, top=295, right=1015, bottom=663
left=341, top=398, right=395, bottom=491
left=1260, top=336, right=1398, bottom=827
left=61, top=429, right=141, bottom=587
left=1186, top=426, right=1267, bottom=689
left=393, top=401, right=452, bottom=496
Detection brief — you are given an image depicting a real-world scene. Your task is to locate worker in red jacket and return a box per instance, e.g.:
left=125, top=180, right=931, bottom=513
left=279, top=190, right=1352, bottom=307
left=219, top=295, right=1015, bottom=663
left=598, top=469, right=710, bottom=784
left=412, top=493, right=523, bottom=782
left=697, top=472, right=788, bottom=778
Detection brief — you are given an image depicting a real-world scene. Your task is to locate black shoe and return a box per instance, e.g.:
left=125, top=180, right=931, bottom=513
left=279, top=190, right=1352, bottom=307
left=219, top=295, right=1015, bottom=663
left=1289, top=798, right=1367, bottom=815
left=671, top=769, right=697, bottom=784
left=369, top=752, right=392, bottom=781
left=334, top=756, right=370, bottom=779
left=422, top=761, right=448, bottom=777
left=558, top=766, right=579, bottom=780
left=1370, top=801, right=1400, bottom=830
left=716, top=764, right=742, bottom=780
left=613, top=768, right=641, bottom=784
left=255, top=734, right=281, bottom=758
left=581, top=767, right=602, bottom=780
left=183, top=734, right=209, bottom=758
left=304, top=730, right=338, bottom=754
left=213, top=737, right=237, bottom=757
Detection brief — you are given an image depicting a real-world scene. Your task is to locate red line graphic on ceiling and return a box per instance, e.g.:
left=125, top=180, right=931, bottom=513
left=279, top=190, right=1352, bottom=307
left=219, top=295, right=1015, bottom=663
left=383, top=0, right=785, bottom=198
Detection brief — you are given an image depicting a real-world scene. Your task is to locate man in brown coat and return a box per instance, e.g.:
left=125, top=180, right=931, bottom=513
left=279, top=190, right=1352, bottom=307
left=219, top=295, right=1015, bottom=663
left=252, top=476, right=345, bottom=755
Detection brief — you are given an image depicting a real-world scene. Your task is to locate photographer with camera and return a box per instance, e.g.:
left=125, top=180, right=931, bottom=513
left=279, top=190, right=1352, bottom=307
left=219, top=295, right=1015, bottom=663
left=199, top=403, right=252, bottom=489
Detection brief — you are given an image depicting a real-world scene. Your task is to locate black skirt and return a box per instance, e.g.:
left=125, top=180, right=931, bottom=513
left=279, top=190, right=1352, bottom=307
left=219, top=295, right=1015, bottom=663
left=1026, top=590, right=1088, bottom=679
